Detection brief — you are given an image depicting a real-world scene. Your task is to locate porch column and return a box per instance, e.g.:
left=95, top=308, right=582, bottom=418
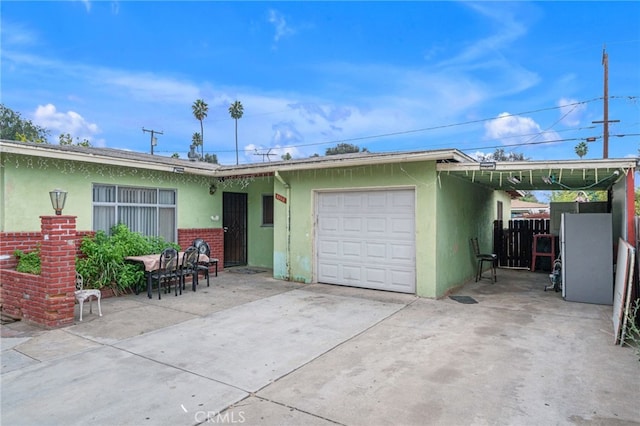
left=39, top=215, right=77, bottom=328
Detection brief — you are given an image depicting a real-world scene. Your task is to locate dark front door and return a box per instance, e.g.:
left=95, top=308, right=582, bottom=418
left=223, top=192, right=247, bottom=267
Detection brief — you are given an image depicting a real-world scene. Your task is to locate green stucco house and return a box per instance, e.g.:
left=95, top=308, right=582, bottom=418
left=1, top=139, right=636, bottom=298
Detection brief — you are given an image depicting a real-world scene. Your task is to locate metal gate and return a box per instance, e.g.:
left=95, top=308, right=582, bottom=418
left=223, top=192, right=248, bottom=267
left=494, top=219, right=550, bottom=269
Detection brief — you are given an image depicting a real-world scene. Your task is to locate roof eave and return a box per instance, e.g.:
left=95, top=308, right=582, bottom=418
left=0, top=140, right=220, bottom=176
left=437, top=158, right=639, bottom=172
left=215, top=149, right=473, bottom=177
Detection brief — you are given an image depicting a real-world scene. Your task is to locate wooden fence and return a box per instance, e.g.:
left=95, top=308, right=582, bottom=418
left=494, top=219, right=552, bottom=270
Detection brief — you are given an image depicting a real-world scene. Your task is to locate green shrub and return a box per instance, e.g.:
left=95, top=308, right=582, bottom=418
left=14, top=247, right=41, bottom=274
left=76, top=224, right=180, bottom=295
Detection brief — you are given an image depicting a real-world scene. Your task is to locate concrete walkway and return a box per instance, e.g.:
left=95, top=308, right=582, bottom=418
left=1, top=268, right=638, bottom=426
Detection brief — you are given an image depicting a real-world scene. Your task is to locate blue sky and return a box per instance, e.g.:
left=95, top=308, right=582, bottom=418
left=2, top=1, right=639, bottom=165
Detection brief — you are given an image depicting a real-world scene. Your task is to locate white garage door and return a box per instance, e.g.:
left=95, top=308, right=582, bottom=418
left=316, top=189, right=416, bottom=293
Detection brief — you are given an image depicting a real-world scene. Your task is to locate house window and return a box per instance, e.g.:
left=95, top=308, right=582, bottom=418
left=497, top=201, right=504, bottom=221
left=262, top=194, right=274, bottom=226
left=92, top=184, right=177, bottom=242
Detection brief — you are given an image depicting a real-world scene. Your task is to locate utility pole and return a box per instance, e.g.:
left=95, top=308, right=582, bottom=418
left=592, top=47, right=619, bottom=159
left=142, top=128, right=163, bottom=155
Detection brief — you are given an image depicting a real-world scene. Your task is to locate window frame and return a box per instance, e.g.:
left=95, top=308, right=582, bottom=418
left=262, top=194, right=274, bottom=227
left=92, top=183, right=177, bottom=242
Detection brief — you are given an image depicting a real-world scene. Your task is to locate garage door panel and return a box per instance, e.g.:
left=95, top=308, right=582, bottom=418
left=343, top=217, right=363, bottom=232
left=317, top=190, right=416, bottom=293
left=318, top=263, right=339, bottom=280
left=344, top=194, right=365, bottom=209
left=366, top=192, right=388, bottom=208
left=319, top=217, right=339, bottom=233
left=364, top=267, right=389, bottom=284
left=366, top=217, right=387, bottom=232
left=365, top=242, right=387, bottom=259
left=320, top=193, right=340, bottom=209
left=342, top=265, right=362, bottom=282
left=318, top=240, right=339, bottom=256
left=390, top=269, right=414, bottom=289
left=342, top=241, right=362, bottom=258
left=390, top=243, right=414, bottom=261
left=391, top=191, right=414, bottom=208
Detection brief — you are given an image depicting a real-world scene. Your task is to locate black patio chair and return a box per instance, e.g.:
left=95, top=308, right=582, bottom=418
left=192, top=239, right=219, bottom=287
left=471, top=238, right=497, bottom=283
left=192, top=238, right=206, bottom=251
left=150, top=247, right=179, bottom=299
left=177, top=245, right=200, bottom=293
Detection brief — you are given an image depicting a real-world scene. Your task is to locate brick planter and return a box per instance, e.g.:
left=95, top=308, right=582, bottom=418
left=1, top=221, right=226, bottom=327
left=0, top=216, right=77, bottom=328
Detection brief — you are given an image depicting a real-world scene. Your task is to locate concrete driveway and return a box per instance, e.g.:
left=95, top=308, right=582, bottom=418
left=1, top=268, right=638, bottom=426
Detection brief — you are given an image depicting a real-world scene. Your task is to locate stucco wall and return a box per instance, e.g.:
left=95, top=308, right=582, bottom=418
left=0, top=153, right=219, bottom=233
left=2, top=150, right=514, bottom=298
left=273, top=161, right=511, bottom=298
left=273, top=162, right=440, bottom=295
left=435, top=173, right=510, bottom=296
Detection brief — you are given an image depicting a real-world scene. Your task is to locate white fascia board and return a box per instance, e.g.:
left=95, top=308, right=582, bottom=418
left=0, top=142, right=217, bottom=177
left=215, top=149, right=471, bottom=177
left=437, top=158, right=638, bottom=172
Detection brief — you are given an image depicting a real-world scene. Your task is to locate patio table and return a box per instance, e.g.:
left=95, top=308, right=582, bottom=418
left=126, top=252, right=209, bottom=298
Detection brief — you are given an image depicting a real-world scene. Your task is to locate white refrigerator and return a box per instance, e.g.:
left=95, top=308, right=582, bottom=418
left=560, top=213, right=613, bottom=305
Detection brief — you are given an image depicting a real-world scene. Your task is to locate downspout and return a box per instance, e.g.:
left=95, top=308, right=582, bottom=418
left=275, top=171, right=291, bottom=280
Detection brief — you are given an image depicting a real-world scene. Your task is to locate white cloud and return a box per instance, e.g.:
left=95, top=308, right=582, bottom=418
left=268, top=9, right=295, bottom=42
left=557, top=98, right=587, bottom=127
left=33, top=104, right=100, bottom=144
left=5, top=46, right=521, bottom=160
left=3, top=50, right=201, bottom=105
left=1, top=3, right=542, bottom=161
left=0, top=7, right=544, bottom=162
left=433, top=3, right=540, bottom=97
left=273, top=145, right=301, bottom=159
left=104, top=72, right=200, bottom=104
left=271, top=121, right=304, bottom=145
left=484, top=112, right=560, bottom=147
left=472, top=150, right=492, bottom=161
left=0, top=22, right=39, bottom=47
left=439, top=3, right=527, bottom=67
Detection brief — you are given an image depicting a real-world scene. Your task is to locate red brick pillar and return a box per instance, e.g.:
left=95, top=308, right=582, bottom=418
left=39, top=215, right=77, bottom=328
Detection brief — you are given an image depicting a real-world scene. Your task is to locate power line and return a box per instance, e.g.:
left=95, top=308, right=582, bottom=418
left=218, top=97, right=604, bottom=153
left=320, top=98, right=602, bottom=146
left=461, top=133, right=640, bottom=154
left=156, top=95, right=640, bottom=155
left=154, top=131, right=640, bottom=162
left=463, top=136, right=588, bottom=153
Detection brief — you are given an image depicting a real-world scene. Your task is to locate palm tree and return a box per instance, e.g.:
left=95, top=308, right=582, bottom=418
left=228, top=100, right=244, bottom=165
left=575, top=141, right=588, bottom=158
left=192, top=99, right=208, bottom=159
left=191, top=132, right=202, bottom=159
